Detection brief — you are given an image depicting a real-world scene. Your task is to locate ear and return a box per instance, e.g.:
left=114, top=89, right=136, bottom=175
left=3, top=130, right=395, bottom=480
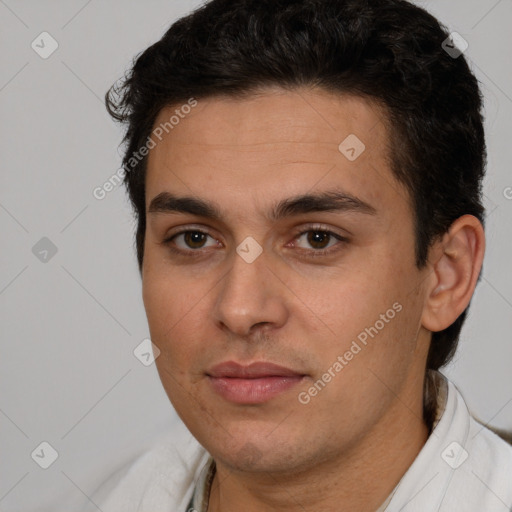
left=421, top=215, right=485, bottom=332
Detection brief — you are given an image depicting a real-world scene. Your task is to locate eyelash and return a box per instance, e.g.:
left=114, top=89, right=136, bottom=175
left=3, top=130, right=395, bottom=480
left=162, top=225, right=348, bottom=259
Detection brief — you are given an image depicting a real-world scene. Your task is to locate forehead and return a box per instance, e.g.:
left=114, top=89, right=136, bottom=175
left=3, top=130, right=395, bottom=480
left=151, top=87, right=389, bottom=148
left=145, top=87, right=409, bottom=220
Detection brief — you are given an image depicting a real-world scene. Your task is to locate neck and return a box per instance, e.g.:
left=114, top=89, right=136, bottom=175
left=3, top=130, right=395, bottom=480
left=207, top=372, right=430, bottom=512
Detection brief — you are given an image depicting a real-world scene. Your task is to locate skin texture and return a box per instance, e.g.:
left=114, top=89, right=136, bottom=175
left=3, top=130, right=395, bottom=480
left=142, top=87, right=485, bottom=512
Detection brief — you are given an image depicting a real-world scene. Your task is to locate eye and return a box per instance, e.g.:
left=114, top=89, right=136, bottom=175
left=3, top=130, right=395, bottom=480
left=162, top=226, right=348, bottom=259
left=165, top=230, right=219, bottom=251
left=292, top=227, right=348, bottom=255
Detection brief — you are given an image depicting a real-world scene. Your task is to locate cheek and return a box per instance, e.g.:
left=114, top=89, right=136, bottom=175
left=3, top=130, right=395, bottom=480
left=142, top=269, right=199, bottom=363
left=143, top=255, right=204, bottom=326
left=142, top=264, right=226, bottom=386
left=296, top=269, right=389, bottom=336
left=302, top=262, right=420, bottom=367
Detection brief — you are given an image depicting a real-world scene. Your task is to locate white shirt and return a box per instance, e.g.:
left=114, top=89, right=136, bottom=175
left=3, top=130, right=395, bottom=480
left=95, top=372, right=512, bottom=511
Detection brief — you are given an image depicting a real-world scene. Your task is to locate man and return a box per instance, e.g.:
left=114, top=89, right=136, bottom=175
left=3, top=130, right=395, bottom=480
left=98, top=0, right=512, bottom=510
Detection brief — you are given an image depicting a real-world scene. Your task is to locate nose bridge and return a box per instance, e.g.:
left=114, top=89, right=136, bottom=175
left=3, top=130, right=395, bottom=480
left=213, top=245, right=287, bottom=336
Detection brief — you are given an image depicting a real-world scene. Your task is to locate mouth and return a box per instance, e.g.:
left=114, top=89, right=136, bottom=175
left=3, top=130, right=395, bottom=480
left=206, top=361, right=306, bottom=404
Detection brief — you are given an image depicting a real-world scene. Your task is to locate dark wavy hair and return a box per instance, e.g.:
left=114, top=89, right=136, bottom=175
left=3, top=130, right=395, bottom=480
left=105, top=0, right=486, bottom=376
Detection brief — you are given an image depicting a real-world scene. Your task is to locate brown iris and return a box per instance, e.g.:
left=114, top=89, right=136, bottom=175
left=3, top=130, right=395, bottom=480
left=306, top=231, right=331, bottom=249
left=184, top=231, right=207, bottom=249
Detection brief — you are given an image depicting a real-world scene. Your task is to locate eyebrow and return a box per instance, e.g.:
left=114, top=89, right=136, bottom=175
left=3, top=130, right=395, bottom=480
left=147, top=189, right=377, bottom=221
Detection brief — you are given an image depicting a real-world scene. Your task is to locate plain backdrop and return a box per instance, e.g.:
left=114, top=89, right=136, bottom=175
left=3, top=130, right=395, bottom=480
left=0, top=1, right=511, bottom=510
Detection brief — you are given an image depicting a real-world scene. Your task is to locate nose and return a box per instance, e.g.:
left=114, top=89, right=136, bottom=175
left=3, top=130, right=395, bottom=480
left=212, top=245, right=289, bottom=338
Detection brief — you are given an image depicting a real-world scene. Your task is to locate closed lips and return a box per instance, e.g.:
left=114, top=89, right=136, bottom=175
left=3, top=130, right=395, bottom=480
left=207, top=361, right=305, bottom=378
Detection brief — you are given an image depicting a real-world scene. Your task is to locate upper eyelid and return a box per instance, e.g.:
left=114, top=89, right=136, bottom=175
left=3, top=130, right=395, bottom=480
left=166, top=222, right=347, bottom=235
left=293, top=224, right=347, bottom=236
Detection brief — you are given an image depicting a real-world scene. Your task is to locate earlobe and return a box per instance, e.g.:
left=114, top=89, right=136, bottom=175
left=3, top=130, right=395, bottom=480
left=421, top=215, right=485, bottom=333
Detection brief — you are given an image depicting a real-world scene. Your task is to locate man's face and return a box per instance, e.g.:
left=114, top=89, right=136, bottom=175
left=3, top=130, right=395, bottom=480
left=143, top=87, right=432, bottom=473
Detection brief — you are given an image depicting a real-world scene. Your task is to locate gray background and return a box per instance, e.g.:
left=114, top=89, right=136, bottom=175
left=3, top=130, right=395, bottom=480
left=0, top=1, right=511, bottom=511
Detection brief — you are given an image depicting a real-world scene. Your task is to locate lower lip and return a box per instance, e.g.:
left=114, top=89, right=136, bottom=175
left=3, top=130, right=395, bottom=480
left=208, top=375, right=304, bottom=404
